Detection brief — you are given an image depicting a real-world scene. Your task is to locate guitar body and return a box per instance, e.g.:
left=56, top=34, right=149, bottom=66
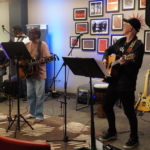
left=107, top=55, right=120, bottom=77
left=18, top=59, right=36, bottom=79
left=135, top=70, right=150, bottom=112
left=18, top=56, right=53, bottom=79
left=135, top=96, right=150, bottom=111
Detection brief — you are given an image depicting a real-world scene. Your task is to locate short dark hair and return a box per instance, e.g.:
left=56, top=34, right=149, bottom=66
left=30, top=27, right=41, bottom=39
left=12, top=25, right=22, bottom=31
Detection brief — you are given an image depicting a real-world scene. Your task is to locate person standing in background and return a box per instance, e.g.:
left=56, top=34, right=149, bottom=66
left=25, top=27, right=50, bottom=123
left=11, top=25, right=30, bottom=101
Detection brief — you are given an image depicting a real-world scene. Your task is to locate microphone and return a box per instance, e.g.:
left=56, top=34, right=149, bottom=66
left=2, top=25, right=5, bottom=31
left=16, top=35, right=27, bottom=38
left=76, top=32, right=84, bottom=39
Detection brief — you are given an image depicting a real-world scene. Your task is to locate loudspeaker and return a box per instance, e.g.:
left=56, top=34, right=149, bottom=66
left=146, top=0, right=150, bottom=27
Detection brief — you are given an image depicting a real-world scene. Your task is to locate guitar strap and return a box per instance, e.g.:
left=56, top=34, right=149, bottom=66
left=36, top=40, right=42, bottom=59
left=125, top=39, right=138, bottom=53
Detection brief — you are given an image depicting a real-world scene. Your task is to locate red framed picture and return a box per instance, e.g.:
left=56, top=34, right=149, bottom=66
left=75, top=22, right=89, bottom=34
left=112, top=14, right=123, bottom=31
left=106, top=0, right=119, bottom=12
left=82, top=38, right=96, bottom=51
left=73, top=8, right=87, bottom=20
left=97, top=38, right=109, bottom=53
left=70, top=36, right=80, bottom=48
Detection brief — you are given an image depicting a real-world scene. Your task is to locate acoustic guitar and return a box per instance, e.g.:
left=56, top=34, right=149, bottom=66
left=135, top=69, right=150, bottom=112
left=18, top=56, right=53, bottom=79
left=106, top=53, right=135, bottom=78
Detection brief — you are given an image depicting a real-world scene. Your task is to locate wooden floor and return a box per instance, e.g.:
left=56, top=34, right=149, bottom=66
left=0, top=92, right=150, bottom=150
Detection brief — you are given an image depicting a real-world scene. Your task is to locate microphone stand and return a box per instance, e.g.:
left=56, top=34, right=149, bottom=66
left=48, top=35, right=82, bottom=90
left=46, top=35, right=86, bottom=144
left=1, top=25, right=15, bottom=130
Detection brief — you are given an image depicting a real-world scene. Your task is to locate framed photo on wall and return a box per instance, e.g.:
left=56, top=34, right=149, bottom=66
left=90, top=18, right=109, bottom=35
left=111, top=35, right=125, bottom=45
left=75, top=22, right=89, bottom=34
left=97, top=38, right=109, bottom=53
left=82, top=38, right=96, bottom=51
left=122, top=0, right=135, bottom=10
left=112, top=14, right=123, bottom=31
left=106, top=0, right=119, bottom=12
left=144, top=30, right=150, bottom=53
left=89, top=0, right=103, bottom=17
left=138, top=0, right=146, bottom=10
left=70, top=36, right=80, bottom=48
left=73, top=8, right=87, bottom=20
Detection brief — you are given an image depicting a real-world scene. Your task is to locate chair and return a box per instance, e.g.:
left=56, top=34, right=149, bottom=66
left=0, top=135, right=51, bottom=150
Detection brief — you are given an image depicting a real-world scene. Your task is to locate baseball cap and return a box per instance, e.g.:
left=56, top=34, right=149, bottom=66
left=123, top=18, right=141, bottom=32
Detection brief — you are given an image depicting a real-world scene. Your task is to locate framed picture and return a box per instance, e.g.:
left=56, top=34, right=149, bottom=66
left=75, top=22, right=89, bottom=34
left=111, top=35, right=125, bottom=45
left=89, top=0, right=103, bottom=17
left=90, top=18, right=109, bottom=35
left=97, top=38, right=109, bottom=53
left=144, top=30, right=150, bottom=53
left=112, top=14, right=123, bottom=31
left=70, top=36, right=80, bottom=48
left=82, top=38, right=96, bottom=51
left=138, top=0, right=146, bottom=10
left=73, top=8, right=87, bottom=20
left=106, top=0, right=119, bottom=12
left=122, top=0, right=135, bottom=10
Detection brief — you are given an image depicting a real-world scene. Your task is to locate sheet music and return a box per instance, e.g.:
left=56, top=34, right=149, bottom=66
left=95, top=59, right=111, bottom=77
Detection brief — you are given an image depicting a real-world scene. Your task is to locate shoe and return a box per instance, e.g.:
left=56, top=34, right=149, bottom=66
left=25, top=115, right=35, bottom=119
left=33, top=119, right=43, bottom=123
left=123, top=138, right=139, bottom=149
left=99, top=132, right=117, bottom=142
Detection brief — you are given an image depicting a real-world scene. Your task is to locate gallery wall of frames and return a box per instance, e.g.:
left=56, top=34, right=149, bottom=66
left=70, top=0, right=149, bottom=54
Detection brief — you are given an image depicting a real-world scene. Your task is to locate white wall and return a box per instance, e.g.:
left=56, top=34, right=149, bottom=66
left=27, top=0, right=150, bottom=97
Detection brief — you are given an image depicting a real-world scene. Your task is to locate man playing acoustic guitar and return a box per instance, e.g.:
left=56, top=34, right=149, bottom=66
left=99, top=18, right=144, bottom=149
left=25, top=27, right=51, bottom=124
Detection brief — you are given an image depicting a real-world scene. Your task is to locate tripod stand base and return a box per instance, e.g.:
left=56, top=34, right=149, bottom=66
left=6, top=114, right=34, bottom=138
left=74, top=147, right=91, bottom=150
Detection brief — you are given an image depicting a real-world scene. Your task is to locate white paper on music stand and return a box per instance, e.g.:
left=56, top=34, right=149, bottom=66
left=95, top=59, right=111, bottom=77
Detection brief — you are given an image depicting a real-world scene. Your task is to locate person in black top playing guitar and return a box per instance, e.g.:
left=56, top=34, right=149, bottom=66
left=99, top=18, right=144, bottom=149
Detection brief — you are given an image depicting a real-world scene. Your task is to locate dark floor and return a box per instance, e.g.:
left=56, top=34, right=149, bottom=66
left=0, top=92, right=150, bottom=150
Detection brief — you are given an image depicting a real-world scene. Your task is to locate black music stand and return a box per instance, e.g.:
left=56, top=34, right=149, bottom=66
left=62, top=57, right=110, bottom=150
left=1, top=42, right=34, bottom=138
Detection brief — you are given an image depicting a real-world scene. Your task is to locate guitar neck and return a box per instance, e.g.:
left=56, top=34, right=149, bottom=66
left=28, top=59, right=42, bottom=66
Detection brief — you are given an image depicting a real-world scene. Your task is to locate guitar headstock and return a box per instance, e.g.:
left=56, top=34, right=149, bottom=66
left=124, top=53, right=135, bottom=61
left=41, top=56, right=54, bottom=63
left=45, top=56, right=54, bottom=63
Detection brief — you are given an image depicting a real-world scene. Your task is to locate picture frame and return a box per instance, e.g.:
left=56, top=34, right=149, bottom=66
left=82, top=38, right=96, bottom=51
left=122, top=0, right=135, bottom=10
left=89, top=0, right=103, bottom=17
left=112, top=14, right=123, bottom=31
left=75, top=22, right=89, bottom=34
left=111, top=34, right=125, bottom=45
left=90, top=18, right=109, bottom=35
left=144, top=30, right=150, bottom=53
left=106, top=0, right=119, bottom=12
left=70, top=36, right=80, bottom=48
left=138, top=0, right=146, bottom=10
left=97, top=38, right=109, bottom=53
left=73, top=8, right=87, bottom=20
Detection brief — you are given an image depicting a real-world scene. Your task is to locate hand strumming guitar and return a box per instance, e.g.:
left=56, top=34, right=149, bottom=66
left=102, top=59, right=107, bottom=67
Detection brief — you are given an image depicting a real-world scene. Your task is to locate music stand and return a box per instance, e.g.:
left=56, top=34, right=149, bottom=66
left=1, top=42, right=34, bottom=138
left=62, top=57, right=110, bottom=150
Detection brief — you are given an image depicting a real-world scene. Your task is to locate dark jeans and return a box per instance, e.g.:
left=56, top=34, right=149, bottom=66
left=103, top=84, right=138, bottom=139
